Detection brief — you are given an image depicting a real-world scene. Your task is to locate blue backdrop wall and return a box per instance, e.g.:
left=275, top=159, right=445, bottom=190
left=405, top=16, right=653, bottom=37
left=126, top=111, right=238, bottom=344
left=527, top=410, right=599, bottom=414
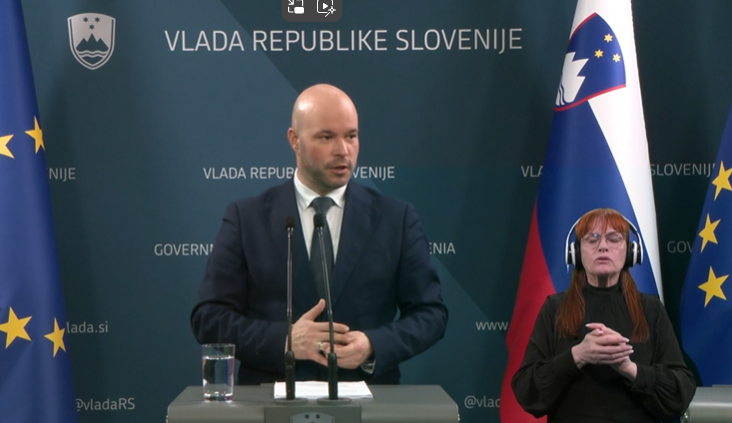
left=18, top=0, right=732, bottom=422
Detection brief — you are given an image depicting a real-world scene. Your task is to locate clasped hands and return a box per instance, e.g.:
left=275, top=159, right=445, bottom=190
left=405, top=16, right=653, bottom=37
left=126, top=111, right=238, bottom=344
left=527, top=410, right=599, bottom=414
left=291, top=299, right=373, bottom=369
left=571, top=323, right=638, bottom=380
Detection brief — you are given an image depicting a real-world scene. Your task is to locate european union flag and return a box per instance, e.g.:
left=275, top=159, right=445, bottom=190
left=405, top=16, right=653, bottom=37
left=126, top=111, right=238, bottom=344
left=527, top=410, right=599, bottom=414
left=0, top=1, right=78, bottom=422
left=681, top=105, right=732, bottom=386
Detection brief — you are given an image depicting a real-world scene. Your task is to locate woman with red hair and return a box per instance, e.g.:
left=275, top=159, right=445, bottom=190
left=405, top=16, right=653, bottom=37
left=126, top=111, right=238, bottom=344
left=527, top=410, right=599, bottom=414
left=512, top=208, right=695, bottom=422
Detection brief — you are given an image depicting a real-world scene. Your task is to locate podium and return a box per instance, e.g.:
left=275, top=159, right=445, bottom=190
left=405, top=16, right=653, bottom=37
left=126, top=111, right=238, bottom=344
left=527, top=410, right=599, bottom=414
left=167, top=385, right=459, bottom=423
left=682, top=386, right=732, bottom=423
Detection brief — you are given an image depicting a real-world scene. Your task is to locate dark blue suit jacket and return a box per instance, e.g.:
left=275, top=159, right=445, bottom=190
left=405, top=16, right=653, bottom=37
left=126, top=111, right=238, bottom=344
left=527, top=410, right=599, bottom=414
left=191, top=179, right=447, bottom=385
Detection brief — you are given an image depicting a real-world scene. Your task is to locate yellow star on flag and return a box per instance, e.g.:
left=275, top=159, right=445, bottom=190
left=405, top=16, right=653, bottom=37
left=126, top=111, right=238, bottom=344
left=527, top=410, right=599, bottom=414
left=613, top=54, right=621, bottom=62
left=604, top=34, right=613, bottom=42
left=25, top=116, right=44, bottom=153
left=44, top=318, right=67, bottom=357
left=594, top=49, right=603, bottom=58
left=0, top=134, right=13, bottom=159
left=699, top=267, right=728, bottom=307
left=0, top=307, right=32, bottom=348
left=699, top=213, right=720, bottom=252
left=712, top=161, right=732, bottom=200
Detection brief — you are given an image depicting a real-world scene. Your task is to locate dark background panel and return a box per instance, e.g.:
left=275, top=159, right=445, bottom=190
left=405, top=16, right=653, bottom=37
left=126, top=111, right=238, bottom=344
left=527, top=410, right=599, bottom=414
left=17, top=0, right=732, bottom=421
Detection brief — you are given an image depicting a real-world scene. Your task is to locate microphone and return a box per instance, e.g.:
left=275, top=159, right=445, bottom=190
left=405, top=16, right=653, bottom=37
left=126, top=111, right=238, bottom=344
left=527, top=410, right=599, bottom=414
left=284, top=215, right=297, bottom=401
left=313, top=213, right=339, bottom=400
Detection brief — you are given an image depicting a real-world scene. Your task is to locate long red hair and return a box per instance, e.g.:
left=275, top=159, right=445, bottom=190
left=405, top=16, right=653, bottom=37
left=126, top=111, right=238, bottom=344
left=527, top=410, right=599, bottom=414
left=556, top=208, right=649, bottom=342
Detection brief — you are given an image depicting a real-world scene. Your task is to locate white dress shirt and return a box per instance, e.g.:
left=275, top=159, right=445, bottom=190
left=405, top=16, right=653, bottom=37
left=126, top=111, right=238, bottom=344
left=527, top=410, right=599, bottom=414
left=293, top=172, right=347, bottom=262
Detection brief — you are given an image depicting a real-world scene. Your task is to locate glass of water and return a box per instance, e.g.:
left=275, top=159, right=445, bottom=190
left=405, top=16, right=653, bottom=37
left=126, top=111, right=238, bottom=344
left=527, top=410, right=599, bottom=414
left=201, top=343, right=235, bottom=401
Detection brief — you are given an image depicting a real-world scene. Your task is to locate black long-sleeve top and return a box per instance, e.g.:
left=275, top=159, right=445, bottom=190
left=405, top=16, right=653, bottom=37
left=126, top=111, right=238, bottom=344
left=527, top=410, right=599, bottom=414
left=512, top=283, right=696, bottom=423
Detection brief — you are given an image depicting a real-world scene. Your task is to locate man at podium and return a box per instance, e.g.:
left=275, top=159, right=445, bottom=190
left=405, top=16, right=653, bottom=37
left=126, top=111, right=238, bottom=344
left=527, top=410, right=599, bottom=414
left=190, top=83, right=448, bottom=385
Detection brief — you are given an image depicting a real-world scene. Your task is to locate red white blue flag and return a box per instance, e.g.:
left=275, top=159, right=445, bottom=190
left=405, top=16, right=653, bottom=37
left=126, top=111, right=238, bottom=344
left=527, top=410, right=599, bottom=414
left=500, top=1, right=662, bottom=421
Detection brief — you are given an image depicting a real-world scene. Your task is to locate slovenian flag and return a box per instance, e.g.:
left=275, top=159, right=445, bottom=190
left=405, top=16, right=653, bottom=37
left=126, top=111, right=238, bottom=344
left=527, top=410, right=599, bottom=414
left=500, top=0, right=662, bottom=421
left=0, top=1, right=78, bottom=422
left=680, top=104, right=732, bottom=386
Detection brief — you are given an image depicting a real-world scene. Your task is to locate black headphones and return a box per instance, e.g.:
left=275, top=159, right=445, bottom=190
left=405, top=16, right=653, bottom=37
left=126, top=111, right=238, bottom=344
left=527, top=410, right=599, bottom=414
left=565, top=214, right=643, bottom=270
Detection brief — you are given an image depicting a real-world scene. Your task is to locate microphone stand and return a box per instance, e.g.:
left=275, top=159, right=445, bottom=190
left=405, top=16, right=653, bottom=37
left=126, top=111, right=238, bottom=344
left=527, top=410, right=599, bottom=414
left=266, top=215, right=358, bottom=422
left=276, top=217, right=306, bottom=405
left=314, top=214, right=350, bottom=403
left=285, top=221, right=295, bottom=400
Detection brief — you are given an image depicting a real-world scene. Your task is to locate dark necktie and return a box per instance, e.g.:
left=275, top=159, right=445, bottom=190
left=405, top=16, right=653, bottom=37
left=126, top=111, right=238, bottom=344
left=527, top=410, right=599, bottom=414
left=310, top=197, right=334, bottom=299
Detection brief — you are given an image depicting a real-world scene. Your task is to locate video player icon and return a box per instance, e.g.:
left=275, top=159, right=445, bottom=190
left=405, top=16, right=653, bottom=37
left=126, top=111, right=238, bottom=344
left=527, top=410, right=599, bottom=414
left=282, top=0, right=341, bottom=22
left=318, top=0, right=336, bottom=17
left=287, top=0, right=305, bottom=14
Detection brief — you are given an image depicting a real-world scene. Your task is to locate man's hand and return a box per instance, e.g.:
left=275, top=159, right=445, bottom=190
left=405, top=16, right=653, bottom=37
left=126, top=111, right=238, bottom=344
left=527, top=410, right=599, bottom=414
left=323, top=330, right=373, bottom=369
left=291, top=299, right=349, bottom=366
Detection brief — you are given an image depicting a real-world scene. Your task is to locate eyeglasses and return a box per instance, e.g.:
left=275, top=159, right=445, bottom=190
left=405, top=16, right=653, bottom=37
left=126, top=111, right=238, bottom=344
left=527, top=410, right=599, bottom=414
left=581, top=232, right=625, bottom=249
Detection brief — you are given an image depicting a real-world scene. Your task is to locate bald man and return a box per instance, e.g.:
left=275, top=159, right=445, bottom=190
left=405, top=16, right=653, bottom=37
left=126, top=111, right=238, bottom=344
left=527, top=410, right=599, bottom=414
left=191, top=84, right=447, bottom=385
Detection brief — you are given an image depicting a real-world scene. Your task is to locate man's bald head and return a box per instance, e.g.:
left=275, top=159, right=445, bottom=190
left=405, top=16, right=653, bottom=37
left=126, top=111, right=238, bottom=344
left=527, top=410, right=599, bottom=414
left=291, top=84, right=358, bottom=134
left=287, top=84, right=360, bottom=195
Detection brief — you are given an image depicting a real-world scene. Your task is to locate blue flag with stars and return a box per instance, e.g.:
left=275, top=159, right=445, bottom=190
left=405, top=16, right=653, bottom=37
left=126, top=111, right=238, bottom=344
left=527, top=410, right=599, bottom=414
left=0, top=1, right=78, bottom=422
left=681, top=104, right=732, bottom=386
